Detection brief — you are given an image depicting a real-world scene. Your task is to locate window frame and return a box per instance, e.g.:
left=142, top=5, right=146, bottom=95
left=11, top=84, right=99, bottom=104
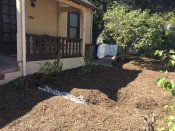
left=67, top=11, right=80, bottom=39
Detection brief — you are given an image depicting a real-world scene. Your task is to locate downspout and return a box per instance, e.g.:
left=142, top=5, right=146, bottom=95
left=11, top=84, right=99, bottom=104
left=57, top=2, right=59, bottom=36
left=21, top=0, right=26, bottom=76
left=82, top=9, right=87, bottom=57
left=91, top=9, right=93, bottom=44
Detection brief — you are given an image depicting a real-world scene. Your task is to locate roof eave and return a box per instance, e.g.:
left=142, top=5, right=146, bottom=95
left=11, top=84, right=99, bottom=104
left=72, top=0, right=96, bottom=10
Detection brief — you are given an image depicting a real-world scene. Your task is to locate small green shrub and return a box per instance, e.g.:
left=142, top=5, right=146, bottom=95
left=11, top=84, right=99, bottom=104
left=156, top=78, right=175, bottom=96
left=82, top=57, right=94, bottom=74
left=40, top=55, right=63, bottom=75
left=155, top=50, right=175, bottom=66
left=155, top=49, right=175, bottom=96
left=14, top=77, right=30, bottom=90
left=158, top=105, right=175, bottom=131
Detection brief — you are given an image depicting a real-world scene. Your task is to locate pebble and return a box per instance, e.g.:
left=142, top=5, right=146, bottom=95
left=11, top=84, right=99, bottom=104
left=38, top=86, right=87, bottom=105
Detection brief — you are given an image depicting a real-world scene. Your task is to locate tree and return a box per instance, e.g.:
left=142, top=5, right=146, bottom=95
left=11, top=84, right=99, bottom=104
left=117, top=0, right=175, bottom=13
left=89, top=0, right=115, bottom=44
left=89, top=0, right=175, bottom=44
left=103, top=5, right=165, bottom=55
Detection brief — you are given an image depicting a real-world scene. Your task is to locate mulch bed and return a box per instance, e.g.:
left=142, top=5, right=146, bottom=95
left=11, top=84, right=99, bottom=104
left=0, top=57, right=175, bottom=130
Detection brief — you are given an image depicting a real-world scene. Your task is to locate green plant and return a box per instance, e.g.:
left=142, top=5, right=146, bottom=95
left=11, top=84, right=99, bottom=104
left=156, top=78, right=175, bottom=96
left=39, top=55, right=63, bottom=75
left=155, top=50, right=175, bottom=66
left=14, top=77, right=30, bottom=90
left=162, top=12, right=175, bottom=25
left=103, top=4, right=165, bottom=55
left=155, top=49, right=175, bottom=96
left=117, top=0, right=175, bottom=13
left=158, top=105, right=175, bottom=131
left=89, top=0, right=116, bottom=44
left=82, top=57, right=94, bottom=74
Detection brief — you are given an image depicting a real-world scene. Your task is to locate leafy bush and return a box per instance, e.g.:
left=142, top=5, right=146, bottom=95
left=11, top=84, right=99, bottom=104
left=82, top=57, right=94, bottom=74
left=156, top=78, right=175, bottom=96
left=117, top=0, right=175, bottom=13
left=155, top=49, right=175, bottom=96
left=158, top=105, right=175, bottom=131
left=162, top=12, right=175, bottom=25
left=40, top=55, right=63, bottom=75
left=104, top=4, right=165, bottom=55
left=155, top=50, right=175, bottom=66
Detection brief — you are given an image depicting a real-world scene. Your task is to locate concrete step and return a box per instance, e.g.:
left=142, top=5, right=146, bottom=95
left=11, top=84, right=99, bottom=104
left=0, top=66, right=20, bottom=75
left=0, top=55, right=21, bottom=85
left=0, top=69, right=22, bottom=85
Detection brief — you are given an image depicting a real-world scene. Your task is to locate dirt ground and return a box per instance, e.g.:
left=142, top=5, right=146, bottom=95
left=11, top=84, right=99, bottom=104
left=0, top=57, right=175, bottom=131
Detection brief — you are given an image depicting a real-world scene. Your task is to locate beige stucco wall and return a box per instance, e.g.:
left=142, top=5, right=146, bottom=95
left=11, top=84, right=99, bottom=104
left=25, top=0, right=93, bottom=55
left=26, top=57, right=84, bottom=75
left=84, top=9, right=93, bottom=44
left=58, top=12, right=67, bottom=37
left=25, top=0, right=58, bottom=36
left=25, top=0, right=93, bottom=43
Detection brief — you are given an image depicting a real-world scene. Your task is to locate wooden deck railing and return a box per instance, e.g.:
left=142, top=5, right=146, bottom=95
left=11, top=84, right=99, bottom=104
left=26, top=34, right=82, bottom=61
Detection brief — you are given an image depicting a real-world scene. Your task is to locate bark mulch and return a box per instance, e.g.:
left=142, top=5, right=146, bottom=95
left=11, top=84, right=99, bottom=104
left=0, top=57, right=175, bottom=131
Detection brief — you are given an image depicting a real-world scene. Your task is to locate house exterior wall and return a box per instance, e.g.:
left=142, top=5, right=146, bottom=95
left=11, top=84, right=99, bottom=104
left=58, top=11, right=84, bottom=39
left=58, top=12, right=67, bottom=37
left=25, top=0, right=93, bottom=44
left=84, top=9, right=93, bottom=44
left=25, top=0, right=58, bottom=36
left=0, top=0, right=93, bottom=85
left=26, top=57, right=84, bottom=75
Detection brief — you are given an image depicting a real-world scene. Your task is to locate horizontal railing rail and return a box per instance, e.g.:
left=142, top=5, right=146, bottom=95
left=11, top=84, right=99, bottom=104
left=26, top=34, right=82, bottom=61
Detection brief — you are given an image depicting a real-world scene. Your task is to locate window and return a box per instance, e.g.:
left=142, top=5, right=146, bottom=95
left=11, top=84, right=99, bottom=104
left=1, top=0, right=17, bottom=42
left=68, top=12, right=80, bottom=39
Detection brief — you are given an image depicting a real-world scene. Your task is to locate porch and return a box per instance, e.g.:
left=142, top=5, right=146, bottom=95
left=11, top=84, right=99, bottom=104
left=22, top=0, right=93, bottom=75
left=24, top=0, right=88, bottom=62
left=26, top=34, right=82, bottom=61
left=0, top=0, right=93, bottom=84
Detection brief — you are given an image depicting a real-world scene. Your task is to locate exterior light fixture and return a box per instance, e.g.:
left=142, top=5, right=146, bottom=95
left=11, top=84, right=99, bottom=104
left=31, top=0, right=37, bottom=7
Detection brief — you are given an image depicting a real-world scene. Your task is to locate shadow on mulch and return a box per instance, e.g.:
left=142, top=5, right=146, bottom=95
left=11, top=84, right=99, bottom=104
left=0, top=62, right=141, bottom=129
left=0, top=82, right=53, bottom=128
left=45, top=65, right=141, bottom=102
left=132, top=57, right=175, bottom=72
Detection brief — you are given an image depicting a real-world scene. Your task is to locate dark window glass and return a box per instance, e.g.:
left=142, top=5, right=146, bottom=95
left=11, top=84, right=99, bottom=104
left=3, top=33, right=11, bottom=42
left=11, top=25, right=16, bottom=33
left=68, top=12, right=80, bottom=39
left=2, top=15, right=10, bottom=23
left=1, top=0, right=17, bottom=45
left=2, top=0, right=9, bottom=4
left=2, top=5, right=10, bottom=14
left=11, top=34, right=16, bottom=42
left=10, top=16, right=16, bottom=24
left=2, top=24, right=10, bottom=33
left=10, top=7, right=16, bottom=15
left=70, top=13, right=78, bottom=27
left=69, top=27, right=77, bottom=38
left=10, top=0, right=16, bottom=5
